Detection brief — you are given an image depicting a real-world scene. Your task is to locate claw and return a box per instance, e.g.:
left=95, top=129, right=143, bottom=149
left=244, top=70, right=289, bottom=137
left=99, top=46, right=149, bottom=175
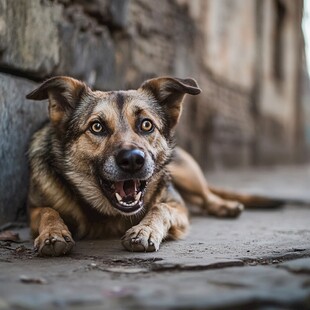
left=33, top=229, right=74, bottom=257
left=121, top=226, right=161, bottom=252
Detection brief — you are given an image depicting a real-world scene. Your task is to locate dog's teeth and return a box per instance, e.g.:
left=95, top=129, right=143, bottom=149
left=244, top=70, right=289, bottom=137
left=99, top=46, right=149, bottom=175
left=135, top=191, right=142, bottom=202
left=120, top=201, right=137, bottom=207
left=115, top=191, right=142, bottom=207
left=115, top=193, right=122, bottom=203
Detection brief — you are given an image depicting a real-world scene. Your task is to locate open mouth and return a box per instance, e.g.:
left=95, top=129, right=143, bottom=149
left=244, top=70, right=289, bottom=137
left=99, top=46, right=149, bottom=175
left=99, top=179, right=147, bottom=213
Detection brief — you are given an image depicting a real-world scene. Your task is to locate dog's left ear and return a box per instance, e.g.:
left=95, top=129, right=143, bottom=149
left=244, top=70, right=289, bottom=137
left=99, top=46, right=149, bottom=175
left=26, top=76, right=87, bottom=126
left=140, top=77, right=201, bottom=128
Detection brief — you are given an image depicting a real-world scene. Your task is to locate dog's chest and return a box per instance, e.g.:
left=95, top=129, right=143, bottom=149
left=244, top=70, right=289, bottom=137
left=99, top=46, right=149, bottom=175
left=64, top=205, right=141, bottom=240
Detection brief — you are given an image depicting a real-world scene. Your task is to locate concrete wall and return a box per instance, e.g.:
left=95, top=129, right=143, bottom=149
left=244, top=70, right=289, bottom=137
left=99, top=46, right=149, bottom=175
left=0, top=0, right=306, bottom=224
left=254, top=0, right=305, bottom=164
left=301, top=58, right=310, bottom=154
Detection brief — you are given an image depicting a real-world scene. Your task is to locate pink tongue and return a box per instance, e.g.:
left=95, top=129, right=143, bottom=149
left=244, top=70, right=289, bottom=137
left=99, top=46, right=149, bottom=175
left=115, top=180, right=137, bottom=198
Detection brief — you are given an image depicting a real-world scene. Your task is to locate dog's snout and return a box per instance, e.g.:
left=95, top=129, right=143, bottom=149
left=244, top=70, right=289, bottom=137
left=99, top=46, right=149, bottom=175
left=116, top=149, right=145, bottom=173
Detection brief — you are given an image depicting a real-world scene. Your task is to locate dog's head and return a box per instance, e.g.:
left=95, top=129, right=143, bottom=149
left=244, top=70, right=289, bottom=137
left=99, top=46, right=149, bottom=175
left=27, top=76, right=201, bottom=216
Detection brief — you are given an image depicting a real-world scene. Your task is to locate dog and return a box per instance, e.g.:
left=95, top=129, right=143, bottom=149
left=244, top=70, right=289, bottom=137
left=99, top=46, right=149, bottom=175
left=26, top=76, right=279, bottom=256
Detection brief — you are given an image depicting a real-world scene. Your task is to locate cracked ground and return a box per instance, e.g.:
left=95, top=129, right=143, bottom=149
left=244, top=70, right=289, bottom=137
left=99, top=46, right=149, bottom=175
left=0, top=165, right=310, bottom=310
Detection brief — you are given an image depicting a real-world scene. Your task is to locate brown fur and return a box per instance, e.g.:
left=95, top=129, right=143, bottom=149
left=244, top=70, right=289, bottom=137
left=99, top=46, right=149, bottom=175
left=25, top=76, right=272, bottom=256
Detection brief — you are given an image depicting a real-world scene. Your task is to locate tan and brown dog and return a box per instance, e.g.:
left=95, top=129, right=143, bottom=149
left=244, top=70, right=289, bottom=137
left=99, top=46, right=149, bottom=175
left=26, top=76, right=276, bottom=256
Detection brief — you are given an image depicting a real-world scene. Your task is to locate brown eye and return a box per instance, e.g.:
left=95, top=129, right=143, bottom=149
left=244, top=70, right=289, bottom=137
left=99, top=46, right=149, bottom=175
left=140, top=119, right=154, bottom=132
left=90, top=122, right=103, bottom=134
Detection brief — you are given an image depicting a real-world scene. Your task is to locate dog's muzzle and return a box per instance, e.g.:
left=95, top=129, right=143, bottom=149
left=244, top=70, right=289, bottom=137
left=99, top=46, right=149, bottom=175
left=99, top=148, right=150, bottom=214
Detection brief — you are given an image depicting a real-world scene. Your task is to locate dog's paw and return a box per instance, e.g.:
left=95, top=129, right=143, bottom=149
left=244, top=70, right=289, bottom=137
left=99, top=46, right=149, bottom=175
left=121, top=225, right=163, bottom=252
left=34, top=227, right=75, bottom=257
left=208, top=200, right=244, bottom=218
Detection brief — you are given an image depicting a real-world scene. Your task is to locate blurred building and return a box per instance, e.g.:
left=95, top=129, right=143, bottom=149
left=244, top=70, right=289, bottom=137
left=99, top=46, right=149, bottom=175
left=0, top=0, right=308, bottom=222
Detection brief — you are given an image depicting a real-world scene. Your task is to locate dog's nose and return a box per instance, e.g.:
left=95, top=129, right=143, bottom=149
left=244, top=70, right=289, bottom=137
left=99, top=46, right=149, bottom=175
left=116, top=149, right=145, bottom=173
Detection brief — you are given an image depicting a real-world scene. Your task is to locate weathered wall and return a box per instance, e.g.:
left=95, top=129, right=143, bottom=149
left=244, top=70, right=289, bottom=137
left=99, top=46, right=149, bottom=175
left=0, top=74, right=48, bottom=224
left=302, top=58, right=310, bottom=154
left=253, top=0, right=305, bottom=164
left=0, top=0, right=306, bottom=224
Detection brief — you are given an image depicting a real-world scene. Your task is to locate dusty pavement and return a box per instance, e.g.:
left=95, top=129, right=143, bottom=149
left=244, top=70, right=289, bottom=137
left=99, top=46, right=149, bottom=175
left=0, top=165, right=310, bottom=310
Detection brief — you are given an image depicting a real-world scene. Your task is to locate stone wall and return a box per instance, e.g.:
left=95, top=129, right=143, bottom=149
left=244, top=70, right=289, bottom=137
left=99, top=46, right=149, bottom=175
left=0, top=74, right=48, bottom=224
left=253, top=0, right=306, bottom=164
left=0, top=0, right=306, bottom=224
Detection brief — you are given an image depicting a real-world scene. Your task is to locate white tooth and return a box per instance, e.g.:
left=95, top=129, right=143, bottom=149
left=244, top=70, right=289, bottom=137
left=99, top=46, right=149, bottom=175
left=135, top=191, right=142, bottom=202
left=120, top=200, right=138, bottom=207
left=115, top=193, right=122, bottom=202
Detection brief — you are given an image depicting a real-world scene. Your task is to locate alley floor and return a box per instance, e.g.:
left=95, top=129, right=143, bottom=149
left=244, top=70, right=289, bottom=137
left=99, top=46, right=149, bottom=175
left=0, top=165, right=310, bottom=310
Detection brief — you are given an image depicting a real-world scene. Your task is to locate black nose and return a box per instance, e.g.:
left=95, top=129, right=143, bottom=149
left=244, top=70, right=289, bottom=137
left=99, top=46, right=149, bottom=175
left=116, top=149, right=145, bottom=173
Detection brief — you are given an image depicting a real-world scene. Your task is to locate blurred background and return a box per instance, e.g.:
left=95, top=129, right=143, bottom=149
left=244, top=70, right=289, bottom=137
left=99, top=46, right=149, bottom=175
left=0, top=0, right=309, bottom=224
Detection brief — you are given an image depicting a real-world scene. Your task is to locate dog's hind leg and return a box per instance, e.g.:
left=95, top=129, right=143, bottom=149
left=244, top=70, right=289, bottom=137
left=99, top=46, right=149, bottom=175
left=168, top=147, right=244, bottom=217
left=29, top=207, right=75, bottom=256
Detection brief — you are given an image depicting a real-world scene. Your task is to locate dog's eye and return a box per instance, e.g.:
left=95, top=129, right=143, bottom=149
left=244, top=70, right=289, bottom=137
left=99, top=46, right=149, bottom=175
left=140, top=119, right=154, bottom=132
left=90, top=122, right=104, bottom=134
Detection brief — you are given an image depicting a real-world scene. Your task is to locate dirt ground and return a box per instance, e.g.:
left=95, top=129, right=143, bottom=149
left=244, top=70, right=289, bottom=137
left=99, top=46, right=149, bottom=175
left=0, top=165, right=310, bottom=310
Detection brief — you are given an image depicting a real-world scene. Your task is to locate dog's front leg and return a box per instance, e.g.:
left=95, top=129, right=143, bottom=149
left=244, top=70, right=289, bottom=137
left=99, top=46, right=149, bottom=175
left=121, top=200, right=189, bottom=252
left=30, top=207, right=75, bottom=256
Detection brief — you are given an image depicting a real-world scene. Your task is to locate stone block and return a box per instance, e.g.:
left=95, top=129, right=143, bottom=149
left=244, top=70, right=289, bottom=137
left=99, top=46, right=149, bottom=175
left=177, top=75, right=255, bottom=169
left=126, top=0, right=196, bottom=79
left=0, top=74, right=48, bottom=225
left=201, top=0, right=257, bottom=89
left=280, top=258, right=310, bottom=274
left=55, top=5, right=117, bottom=90
left=0, top=0, right=117, bottom=89
left=76, top=0, right=130, bottom=30
left=0, top=0, right=61, bottom=77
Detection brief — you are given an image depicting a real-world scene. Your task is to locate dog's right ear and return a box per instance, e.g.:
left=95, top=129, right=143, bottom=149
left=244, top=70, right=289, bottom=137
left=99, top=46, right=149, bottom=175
left=140, top=77, right=201, bottom=129
left=26, top=76, right=87, bottom=125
